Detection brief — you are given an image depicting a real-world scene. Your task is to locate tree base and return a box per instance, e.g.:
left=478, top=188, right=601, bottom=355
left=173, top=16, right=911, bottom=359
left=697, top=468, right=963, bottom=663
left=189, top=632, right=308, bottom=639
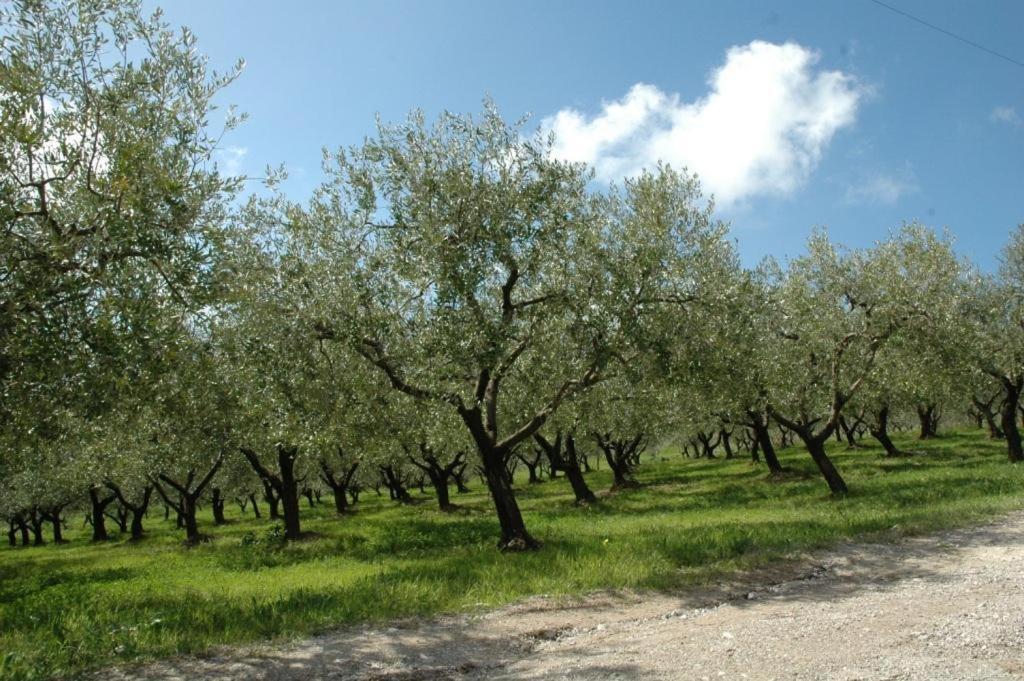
left=498, top=535, right=543, bottom=552
left=183, top=533, right=213, bottom=546
left=763, top=469, right=811, bottom=482
left=609, top=480, right=642, bottom=492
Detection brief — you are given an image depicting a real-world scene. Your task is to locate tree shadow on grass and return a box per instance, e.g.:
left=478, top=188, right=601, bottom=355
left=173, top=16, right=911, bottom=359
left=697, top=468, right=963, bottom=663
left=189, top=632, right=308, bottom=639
left=0, top=565, right=137, bottom=605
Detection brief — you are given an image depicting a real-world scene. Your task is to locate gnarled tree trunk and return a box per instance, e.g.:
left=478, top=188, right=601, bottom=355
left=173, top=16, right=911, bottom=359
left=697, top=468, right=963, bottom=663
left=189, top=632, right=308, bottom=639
left=916, top=403, right=940, bottom=439
left=211, top=487, right=227, bottom=525
left=106, top=482, right=154, bottom=540
left=321, top=454, right=360, bottom=514
left=770, top=410, right=848, bottom=495
left=593, top=432, right=645, bottom=489
left=242, top=445, right=302, bottom=540
left=535, top=431, right=596, bottom=505
left=869, top=404, right=909, bottom=457
left=408, top=445, right=465, bottom=511
left=516, top=449, right=544, bottom=484
left=1000, top=378, right=1024, bottom=463
left=262, top=479, right=280, bottom=519
left=88, top=487, right=115, bottom=541
left=152, top=455, right=224, bottom=544
left=746, top=410, right=783, bottom=474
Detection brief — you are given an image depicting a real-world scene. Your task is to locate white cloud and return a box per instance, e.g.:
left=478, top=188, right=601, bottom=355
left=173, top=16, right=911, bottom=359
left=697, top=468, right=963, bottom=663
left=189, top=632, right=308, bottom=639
left=543, top=41, right=866, bottom=206
left=217, top=145, right=248, bottom=176
left=845, top=167, right=918, bottom=205
left=991, top=106, right=1022, bottom=127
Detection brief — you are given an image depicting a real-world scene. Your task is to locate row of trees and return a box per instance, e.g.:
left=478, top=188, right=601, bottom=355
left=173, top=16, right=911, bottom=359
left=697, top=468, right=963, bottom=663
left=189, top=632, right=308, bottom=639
left=2, top=0, right=1022, bottom=552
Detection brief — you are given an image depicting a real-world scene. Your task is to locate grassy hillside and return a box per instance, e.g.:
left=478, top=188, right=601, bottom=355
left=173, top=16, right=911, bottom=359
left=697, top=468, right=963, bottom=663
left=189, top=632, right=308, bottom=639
left=2, top=430, right=1023, bottom=680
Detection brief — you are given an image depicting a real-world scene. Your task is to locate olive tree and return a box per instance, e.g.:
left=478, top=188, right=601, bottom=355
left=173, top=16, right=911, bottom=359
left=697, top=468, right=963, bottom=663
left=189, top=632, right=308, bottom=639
left=576, top=369, right=672, bottom=489
left=296, top=106, right=733, bottom=549
left=962, top=225, right=1024, bottom=462
left=762, top=226, right=964, bottom=493
left=219, top=193, right=394, bottom=538
left=0, top=0, right=240, bottom=428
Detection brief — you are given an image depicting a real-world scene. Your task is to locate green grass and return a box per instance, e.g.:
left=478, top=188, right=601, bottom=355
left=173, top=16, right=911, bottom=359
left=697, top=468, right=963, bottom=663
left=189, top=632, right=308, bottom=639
left=3, top=430, right=1024, bottom=680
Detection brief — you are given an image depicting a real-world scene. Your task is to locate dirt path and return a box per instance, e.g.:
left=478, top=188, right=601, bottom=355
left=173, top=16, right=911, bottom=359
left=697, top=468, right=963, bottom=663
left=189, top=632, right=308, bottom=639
left=109, top=513, right=1024, bottom=680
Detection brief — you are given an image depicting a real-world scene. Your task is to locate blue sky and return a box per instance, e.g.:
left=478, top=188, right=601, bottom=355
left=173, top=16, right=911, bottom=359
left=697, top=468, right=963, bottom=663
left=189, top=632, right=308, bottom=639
left=153, top=0, right=1023, bottom=269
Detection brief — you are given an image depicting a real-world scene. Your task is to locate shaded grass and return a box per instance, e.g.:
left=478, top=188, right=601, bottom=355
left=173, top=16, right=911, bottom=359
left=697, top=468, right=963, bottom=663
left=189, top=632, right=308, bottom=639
left=2, top=430, right=1023, bottom=679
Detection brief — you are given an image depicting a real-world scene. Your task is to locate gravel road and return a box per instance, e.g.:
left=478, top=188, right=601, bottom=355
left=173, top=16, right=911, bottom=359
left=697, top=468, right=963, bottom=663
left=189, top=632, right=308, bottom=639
left=108, top=512, right=1024, bottom=680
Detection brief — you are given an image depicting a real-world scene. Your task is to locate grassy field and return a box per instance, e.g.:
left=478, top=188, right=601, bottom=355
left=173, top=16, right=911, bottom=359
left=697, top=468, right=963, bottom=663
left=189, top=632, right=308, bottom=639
left=2, top=430, right=1024, bottom=680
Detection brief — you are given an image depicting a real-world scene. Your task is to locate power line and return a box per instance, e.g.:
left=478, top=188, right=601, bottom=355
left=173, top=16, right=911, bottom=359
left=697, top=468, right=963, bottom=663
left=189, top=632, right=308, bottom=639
left=866, top=0, right=1024, bottom=69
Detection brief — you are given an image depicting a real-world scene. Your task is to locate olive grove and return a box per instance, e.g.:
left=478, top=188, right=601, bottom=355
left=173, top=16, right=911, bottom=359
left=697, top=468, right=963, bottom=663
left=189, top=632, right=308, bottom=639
left=3, top=0, right=1023, bottom=553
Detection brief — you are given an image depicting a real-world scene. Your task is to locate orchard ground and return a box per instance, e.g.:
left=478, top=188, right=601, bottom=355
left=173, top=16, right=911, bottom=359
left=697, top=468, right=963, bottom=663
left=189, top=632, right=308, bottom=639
left=3, top=430, right=1024, bottom=680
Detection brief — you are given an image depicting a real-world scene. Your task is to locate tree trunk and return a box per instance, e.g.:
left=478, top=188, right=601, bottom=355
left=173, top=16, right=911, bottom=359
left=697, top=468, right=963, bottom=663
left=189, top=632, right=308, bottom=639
left=917, top=403, right=939, bottom=439
left=974, top=396, right=1005, bottom=439
left=480, top=443, right=539, bottom=550
left=249, top=493, right=262, bottom=518
left=696, top=431, right=720, bottom=458
left=28, top=511, right=45, bottom=546
left=108, top=504, right=128, bottom=533
left=379, top=465, right=413, bottom=503
left=263, top=480, right=280, bottom=519
left=839, top=415, right=860, bottom=449
left=720, top=430, right=734, bottom=459
left=986, top=411, right=1005, bottom=439
left=88, top=488, right=113, bottom=541
left=182, top=495, right=200, bottom=543
left=536, top=432, right=595, bottom=504
left=407, top=446, right=462, bottom=512
left=211, top=487, right=227, bottom=525
left=128, top=507, right=144, bottom=540
left=869, top=404, right=908, bottom=457
left=105, top=482, right=154, bottom=541
left=332, top=486, right=348, bottom=513
left=9, top=516, right=30, bottom=546
left=595, top=432, right=643, bottom=489
left=564, top=434, right=598, bottom=502
left=805, top=435, right=848, bottom=494
left=968, top=408, right=983, bottom=429
left=48, top=508, right=65, bottom=544
left=452, top=463, right=471, bottom=492
left=321, top=459, right=359, bottom=515
left=1001, top=379, right=1024, bottom=463
left=517, top=451, right=543, bottom=484
left=431, top=471, right=452, bottom=510
left=277, top=446, right=302, bottom=540
left=747, top=411, right=783, bottom=474
left=154, top=456, right=223, bottom=544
